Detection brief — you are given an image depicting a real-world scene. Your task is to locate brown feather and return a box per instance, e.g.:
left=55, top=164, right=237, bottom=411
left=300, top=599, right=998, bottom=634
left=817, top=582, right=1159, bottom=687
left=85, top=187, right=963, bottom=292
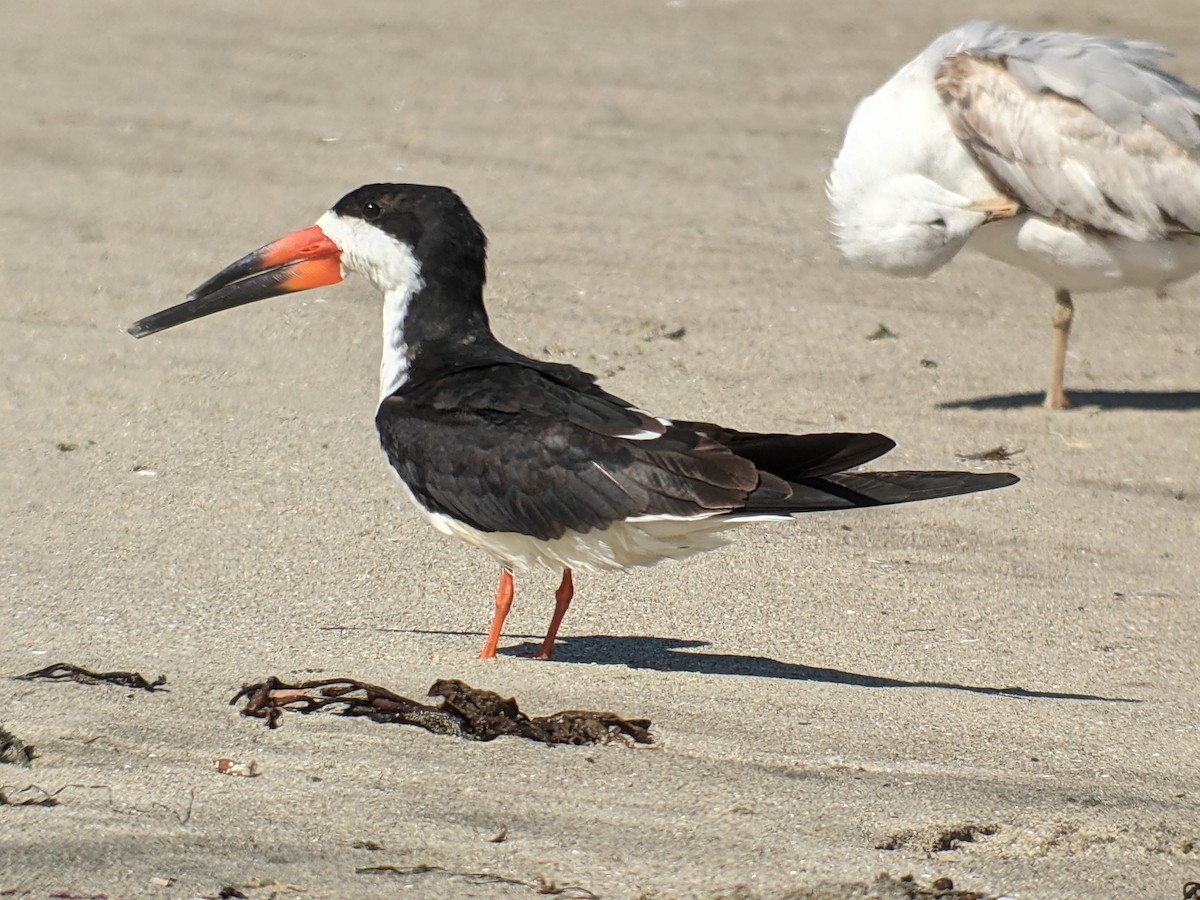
left=936, top=53, right=1200, bottom=240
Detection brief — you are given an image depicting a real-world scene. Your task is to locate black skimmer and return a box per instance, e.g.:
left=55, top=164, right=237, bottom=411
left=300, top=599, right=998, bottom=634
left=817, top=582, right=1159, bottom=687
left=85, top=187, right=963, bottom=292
left=129, top=183, right=1018, bottom=660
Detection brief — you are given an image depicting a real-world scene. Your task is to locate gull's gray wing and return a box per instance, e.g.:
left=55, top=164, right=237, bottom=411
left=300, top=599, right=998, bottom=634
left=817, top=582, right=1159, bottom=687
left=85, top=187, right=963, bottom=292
left=933, top=22, right=1200, bottom=239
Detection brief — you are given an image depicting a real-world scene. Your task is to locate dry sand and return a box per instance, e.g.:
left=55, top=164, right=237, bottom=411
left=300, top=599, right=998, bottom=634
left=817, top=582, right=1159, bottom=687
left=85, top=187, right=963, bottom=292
left=3, top=1, right=1199, bottom=898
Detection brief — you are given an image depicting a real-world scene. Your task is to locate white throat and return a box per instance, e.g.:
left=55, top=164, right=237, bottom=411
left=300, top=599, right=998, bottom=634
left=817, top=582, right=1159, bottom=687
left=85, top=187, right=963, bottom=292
left=314, top=210, right=426, bottom=404
left=378, top=282, right=423, bottom=402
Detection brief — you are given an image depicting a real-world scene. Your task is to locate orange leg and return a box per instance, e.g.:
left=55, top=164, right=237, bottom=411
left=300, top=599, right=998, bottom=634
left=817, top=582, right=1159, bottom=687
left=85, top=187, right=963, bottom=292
left=532, top=568, right=574, bottom=660
left=478, top=567, right=514, bottom=660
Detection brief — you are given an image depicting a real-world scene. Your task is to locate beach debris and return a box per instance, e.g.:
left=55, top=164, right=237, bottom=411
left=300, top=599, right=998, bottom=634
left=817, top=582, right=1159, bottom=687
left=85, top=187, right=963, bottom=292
left=614, top=318, right=687, bottom=342
left=533, top=876, right=598, bottom=897
left=15, top=663, right=167, bottom=693
left=489, top=825, right=508, bottom=843
left=239, top=878, right=303, bottom=894
left=0, top=726, right=35, bottom=767
left=432, top=678, right=653, bottom=745
left=956, top=446, right=1023, bottom=463
left=807, top=873, right=995, bottom=899
left=867, top=323, right=899, bottom=341
left=356, top=864, right=597, bottom=897
left=0, top=785, right=59, bottom=807
left=232, top=677, right=462, bottom=734
left=214, top=757, right=260, bottom=778
left=638, top=321, right=685, bottom=342
left=0, top=783, right=112, bottom=810
left=876, top=822, right=999, bottom=853
left=231, top=676, right=653, bottom=745
left=148, top=877, right=174, bottom=888
left=208, top=877, right=303, bottom=898
left=152, top=786, right=195, bottom=825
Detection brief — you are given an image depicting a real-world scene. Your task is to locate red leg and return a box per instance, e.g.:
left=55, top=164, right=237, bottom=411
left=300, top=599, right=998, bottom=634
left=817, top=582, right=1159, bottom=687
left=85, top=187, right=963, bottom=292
left=479, top=568, right=514, bottom=660
left=532, top=568, right=574, bottom=660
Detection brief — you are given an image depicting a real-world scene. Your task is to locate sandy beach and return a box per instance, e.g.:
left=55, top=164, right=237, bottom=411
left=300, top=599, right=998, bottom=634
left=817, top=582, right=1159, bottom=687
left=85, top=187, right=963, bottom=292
left=3, top=1, right=1199, bottom=897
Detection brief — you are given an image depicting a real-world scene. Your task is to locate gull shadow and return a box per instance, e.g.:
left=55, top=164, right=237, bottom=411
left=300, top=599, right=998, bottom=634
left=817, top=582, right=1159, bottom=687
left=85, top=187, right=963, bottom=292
left=405, top=630, right=1134, bottom=703
left=939, top=390, right=1200, bottom=412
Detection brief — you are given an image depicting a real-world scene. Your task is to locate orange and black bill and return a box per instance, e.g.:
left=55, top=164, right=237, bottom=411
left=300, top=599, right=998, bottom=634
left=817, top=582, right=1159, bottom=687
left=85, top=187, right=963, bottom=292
left=127, top=225, right=343, bottom=338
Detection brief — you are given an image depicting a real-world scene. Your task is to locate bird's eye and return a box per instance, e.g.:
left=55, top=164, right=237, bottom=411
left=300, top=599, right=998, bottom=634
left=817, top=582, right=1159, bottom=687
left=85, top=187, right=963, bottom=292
left=930, top=217, right=947, bottom=229
left=363, top=202, right=382, bottom=220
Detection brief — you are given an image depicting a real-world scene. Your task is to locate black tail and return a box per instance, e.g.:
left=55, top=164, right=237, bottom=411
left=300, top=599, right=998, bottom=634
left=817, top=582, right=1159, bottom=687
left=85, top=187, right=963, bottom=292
left=758, top=469, right=1019, bottom=514
left=698, top=429, right=1019, bottom=515
left=691, top=427, right=898, bottom=480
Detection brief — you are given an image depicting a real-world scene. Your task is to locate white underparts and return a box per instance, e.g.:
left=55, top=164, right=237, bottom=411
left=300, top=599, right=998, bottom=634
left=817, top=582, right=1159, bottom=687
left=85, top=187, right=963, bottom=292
left=387, top=469, right=789, bottom=572
left=426, top=510, right=746, bottom=573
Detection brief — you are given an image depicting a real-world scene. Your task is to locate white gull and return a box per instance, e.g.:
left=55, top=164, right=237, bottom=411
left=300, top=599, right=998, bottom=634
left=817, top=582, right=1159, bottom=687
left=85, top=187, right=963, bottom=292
left=828, top=20, right=1200, bottom=409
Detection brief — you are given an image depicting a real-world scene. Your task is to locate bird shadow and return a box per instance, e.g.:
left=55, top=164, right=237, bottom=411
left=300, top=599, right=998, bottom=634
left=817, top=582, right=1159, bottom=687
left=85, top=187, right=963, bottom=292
left=938, top=390, right=1200, bottom=411
left=401, top=630, right=1133, bottom=703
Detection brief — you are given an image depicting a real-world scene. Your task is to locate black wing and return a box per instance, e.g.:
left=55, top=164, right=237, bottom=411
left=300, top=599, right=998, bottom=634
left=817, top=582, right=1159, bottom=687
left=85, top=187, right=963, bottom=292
left=377, top=363, right=1017, bottom=540
left=377, top=365, right=758, bottom=541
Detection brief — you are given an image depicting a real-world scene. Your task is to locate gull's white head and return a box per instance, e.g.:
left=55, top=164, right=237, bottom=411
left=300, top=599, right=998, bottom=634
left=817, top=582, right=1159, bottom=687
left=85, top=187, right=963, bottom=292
left=829, top=174, right=989, bottom=277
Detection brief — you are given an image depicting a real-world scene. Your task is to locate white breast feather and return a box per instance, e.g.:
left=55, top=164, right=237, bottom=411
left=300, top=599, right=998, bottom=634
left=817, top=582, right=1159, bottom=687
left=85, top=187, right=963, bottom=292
left=386, top=466, right=790, bottom=572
